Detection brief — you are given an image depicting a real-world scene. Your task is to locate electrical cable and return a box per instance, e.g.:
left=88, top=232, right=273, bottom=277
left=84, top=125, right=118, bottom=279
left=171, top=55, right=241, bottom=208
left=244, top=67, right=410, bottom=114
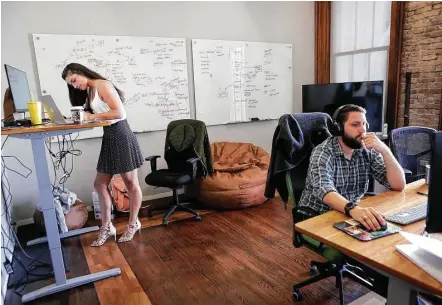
left=1, top=134, right=81, bottom=300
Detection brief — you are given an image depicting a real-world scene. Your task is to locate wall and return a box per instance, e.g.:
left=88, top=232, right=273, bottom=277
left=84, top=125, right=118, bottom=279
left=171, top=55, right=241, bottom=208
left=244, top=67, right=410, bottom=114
left=398, top=1, right=442, bottom=129
left=1, top=1, right=315, bottom=221
left=1, top=167, right=15, bottom=300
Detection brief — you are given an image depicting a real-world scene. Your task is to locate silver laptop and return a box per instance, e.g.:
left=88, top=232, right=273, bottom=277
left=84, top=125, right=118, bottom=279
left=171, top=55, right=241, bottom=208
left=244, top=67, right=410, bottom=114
left=40, top=95, right=75, bottom=125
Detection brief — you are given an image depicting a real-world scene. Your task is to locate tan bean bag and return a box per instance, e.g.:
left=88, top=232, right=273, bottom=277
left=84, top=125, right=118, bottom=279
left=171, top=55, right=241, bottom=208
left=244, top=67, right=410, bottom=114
left=196, top=142, right=270, bottom=209
left=34, top=200, right=88, bottom=232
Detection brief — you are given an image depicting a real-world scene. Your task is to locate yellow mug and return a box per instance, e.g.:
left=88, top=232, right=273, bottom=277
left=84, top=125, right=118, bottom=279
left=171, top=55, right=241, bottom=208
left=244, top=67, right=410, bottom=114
left=28, top=101, right=42, bottom=125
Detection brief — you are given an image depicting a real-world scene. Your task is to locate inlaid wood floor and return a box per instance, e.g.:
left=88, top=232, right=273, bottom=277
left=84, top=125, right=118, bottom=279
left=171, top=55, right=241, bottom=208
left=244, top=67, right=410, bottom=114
left=6, top=199, right=369, bottom=305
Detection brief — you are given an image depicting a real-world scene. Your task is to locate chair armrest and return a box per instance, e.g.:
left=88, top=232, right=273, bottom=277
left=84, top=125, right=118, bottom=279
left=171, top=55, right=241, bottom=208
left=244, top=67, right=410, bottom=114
left=364, top=192, right=378, bottom=196
left=186, top=157, right=201, bottom=180
left=145, top=155, right=161, bottom=172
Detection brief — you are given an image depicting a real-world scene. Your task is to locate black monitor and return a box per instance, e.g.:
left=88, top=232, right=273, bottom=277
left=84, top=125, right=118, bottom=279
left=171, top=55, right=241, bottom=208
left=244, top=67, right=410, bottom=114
left=4, top=64, right=32, bottom=112
left=302, top=80, right=384, bottom=133
left=426, top=131, right=442, bottom=233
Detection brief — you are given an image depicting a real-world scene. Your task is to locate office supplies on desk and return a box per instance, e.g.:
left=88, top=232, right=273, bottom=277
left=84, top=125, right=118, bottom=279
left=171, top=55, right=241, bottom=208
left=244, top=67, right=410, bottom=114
left=401, top=231, right=442, bottom=259
left=396, top=232, right=442, bottom=284
left=40, top=95, right=75, bottom=125
left=28, top=101, right=42, bottom=125
left=333, top=219, right=401, bottom=241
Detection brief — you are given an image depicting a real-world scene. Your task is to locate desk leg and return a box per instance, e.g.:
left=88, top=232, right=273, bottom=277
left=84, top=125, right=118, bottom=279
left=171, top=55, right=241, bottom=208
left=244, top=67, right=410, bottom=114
left=30, top=138, right=67, bottom=285
left=387, top=276, right=415, bottom=305
left=21, top=138, right=120, bottom=303
left=27, top=226, right=100, bottom=246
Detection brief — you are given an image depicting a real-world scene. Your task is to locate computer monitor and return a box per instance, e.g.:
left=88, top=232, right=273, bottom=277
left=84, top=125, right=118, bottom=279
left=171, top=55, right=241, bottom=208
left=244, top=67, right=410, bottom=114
left=302, top=81, right=384, bottom=133
left=426, top=131, right=442, bottom=233
left=4, top=64, right=32, bottom=112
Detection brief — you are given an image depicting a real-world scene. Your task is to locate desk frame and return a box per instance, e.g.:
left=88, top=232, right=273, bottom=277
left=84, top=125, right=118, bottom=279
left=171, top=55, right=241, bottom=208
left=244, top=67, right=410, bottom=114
left=6, top=127, right=120, bottom=303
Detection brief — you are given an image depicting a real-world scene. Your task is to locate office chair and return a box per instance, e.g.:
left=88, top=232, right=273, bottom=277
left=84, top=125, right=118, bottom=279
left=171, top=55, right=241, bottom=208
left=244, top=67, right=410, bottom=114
left=144, top=119, right=212, bottom=225
left=266, top=113, right=386, bottom=304
left=288, top=172, right=385, bottom=304
left=390, top=126, right=436, bottom=184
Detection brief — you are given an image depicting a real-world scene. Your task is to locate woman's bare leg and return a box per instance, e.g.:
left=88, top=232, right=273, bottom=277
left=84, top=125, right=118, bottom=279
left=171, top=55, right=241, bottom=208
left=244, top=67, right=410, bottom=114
left=94, top=172, right=114, bottom=226
left=120, top=169, right=142, bottom=224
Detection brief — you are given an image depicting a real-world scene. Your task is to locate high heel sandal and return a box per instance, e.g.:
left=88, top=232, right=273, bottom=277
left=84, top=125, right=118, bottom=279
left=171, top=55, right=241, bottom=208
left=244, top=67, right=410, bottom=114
left=91, top=222, right=117, bottom=247
left=118, top=219, right=141, bottom=243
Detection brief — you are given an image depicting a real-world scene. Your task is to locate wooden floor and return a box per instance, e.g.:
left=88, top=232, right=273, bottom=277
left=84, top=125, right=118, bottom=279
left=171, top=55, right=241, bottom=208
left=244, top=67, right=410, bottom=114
left=6, top=199, right=369, bottom=305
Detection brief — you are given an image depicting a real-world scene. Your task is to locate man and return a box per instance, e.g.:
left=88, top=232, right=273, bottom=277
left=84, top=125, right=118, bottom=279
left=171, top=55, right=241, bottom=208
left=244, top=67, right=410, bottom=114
left=297, top=104, right=405, bottom=231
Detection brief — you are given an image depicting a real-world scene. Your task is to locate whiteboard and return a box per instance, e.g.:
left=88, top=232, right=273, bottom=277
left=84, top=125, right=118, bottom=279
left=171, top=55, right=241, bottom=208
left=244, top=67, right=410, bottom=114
left=33, top=34, right=191, bottom=139
left=192, top=39, right=293, bottom=125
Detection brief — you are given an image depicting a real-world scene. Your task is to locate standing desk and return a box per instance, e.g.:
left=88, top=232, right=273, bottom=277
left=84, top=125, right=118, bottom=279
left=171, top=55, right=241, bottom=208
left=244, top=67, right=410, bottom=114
left=295, top=180, right=442, bottom=305
left=2, top=122, right=121, bottom=303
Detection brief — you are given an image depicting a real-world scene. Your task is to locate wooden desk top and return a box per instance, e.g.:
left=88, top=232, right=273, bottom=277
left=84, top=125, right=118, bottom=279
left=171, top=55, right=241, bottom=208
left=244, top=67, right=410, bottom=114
left=1, top=121, right=110, bottom=135
left=295, top=180, right=442, bottom=297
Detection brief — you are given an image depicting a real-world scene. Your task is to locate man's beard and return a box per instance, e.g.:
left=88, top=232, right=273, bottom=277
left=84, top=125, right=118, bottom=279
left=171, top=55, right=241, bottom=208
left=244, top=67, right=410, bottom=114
left=342, top=133, right=363, bottom=149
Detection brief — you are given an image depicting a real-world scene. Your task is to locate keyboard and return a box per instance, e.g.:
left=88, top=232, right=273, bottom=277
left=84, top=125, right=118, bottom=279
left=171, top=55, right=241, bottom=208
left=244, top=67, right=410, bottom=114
left=386, top=203, right=428, bottom=225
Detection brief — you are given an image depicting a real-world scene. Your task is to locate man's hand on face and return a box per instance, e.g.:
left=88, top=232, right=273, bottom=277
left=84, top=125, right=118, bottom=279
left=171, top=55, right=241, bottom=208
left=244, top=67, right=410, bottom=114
left=361, top=132, right=387, bottom=153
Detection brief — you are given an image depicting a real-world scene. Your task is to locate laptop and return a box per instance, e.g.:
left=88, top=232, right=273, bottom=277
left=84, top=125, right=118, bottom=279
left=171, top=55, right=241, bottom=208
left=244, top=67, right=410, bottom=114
left=40, top=95, right=75, bottom=125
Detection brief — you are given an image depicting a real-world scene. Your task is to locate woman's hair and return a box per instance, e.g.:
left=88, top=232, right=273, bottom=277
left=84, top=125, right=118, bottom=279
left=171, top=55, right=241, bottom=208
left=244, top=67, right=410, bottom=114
left=61, top=63, right=125, bottom=112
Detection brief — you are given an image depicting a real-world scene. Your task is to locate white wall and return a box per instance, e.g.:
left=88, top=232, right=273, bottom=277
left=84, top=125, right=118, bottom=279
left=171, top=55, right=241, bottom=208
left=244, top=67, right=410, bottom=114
left=1, top=1, right=315, bottom=221
left=1, top=166, right=15, bottom=300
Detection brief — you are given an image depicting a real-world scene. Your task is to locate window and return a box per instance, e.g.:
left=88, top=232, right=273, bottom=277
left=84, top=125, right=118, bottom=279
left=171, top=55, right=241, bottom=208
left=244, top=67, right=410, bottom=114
left=331, top=1, right=391, bottom=83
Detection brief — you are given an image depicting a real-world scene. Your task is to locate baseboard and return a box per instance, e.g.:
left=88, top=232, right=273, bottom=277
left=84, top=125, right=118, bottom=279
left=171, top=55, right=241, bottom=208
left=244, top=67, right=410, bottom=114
left=142, top=189, right=184, bottom=202
left=83, top=190, right=182, bottom=212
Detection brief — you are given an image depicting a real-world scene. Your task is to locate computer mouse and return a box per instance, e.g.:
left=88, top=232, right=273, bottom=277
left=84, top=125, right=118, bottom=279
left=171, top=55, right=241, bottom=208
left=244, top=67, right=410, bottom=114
left=378, top=222, right=388, bottom=231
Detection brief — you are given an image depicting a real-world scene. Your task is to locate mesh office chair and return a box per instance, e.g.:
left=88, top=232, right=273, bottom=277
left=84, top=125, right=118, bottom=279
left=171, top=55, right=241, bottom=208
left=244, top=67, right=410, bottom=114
left=144, top=119, right=212, bottom=225
left=390, top=126, right=436, bottom=184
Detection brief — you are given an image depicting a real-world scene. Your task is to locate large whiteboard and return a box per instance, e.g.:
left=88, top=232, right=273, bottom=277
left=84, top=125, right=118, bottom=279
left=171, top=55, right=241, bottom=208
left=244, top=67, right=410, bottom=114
left=192, top=39, right=293, bottom=125
left=33, top=34, right=191, bottom=139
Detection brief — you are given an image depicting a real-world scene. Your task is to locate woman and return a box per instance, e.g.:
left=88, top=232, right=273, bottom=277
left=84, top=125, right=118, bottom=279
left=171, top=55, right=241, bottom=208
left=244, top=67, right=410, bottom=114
left=62, top=63, right=144, bottom=246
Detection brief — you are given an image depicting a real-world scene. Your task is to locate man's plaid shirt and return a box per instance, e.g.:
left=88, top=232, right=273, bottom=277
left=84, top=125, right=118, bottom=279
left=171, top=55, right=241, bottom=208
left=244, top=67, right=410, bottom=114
left=297, top=137, right=391, bottom=215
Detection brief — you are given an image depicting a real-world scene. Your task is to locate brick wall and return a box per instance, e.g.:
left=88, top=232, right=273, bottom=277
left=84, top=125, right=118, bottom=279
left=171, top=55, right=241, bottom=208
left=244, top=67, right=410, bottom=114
left=398, top=1, right=442, bottom=129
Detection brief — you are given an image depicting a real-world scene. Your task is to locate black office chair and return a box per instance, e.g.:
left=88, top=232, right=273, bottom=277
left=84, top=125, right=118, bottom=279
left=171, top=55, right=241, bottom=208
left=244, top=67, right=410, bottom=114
left=266, top=113, right=386, bottom=304
left=390, top=126, right=436, bottom=183
left=144, top=119, right=212, bottom=225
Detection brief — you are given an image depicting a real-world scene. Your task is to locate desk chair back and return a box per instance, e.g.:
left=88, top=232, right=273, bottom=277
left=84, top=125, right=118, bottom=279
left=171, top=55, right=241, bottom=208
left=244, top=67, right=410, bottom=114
left=390, top=126, right=436, bottom=183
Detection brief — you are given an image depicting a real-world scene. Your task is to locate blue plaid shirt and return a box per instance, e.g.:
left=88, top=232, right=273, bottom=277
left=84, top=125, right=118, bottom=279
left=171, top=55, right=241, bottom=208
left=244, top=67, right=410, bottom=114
left=297, top=137, right=391, bottom=215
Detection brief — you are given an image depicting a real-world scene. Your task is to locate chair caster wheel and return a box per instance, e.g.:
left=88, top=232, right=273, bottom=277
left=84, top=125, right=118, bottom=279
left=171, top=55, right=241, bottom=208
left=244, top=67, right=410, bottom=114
left=162, top=220, right=169, bottom=226
left=310, top=265, right=319, bottom=275
left=293, top=290, right=304, bottom=301
left=195, top=215, right=202, bottom=221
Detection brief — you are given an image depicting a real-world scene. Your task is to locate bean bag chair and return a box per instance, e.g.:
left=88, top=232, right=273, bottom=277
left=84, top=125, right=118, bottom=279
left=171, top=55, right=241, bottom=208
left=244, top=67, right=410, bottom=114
left=34, top=200, right=88, bottom=233
left=196, top=142, right=270, bottom=209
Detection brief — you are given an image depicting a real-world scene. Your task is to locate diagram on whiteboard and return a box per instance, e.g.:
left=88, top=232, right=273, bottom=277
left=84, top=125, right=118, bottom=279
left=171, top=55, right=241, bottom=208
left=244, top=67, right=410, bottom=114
left=33, top=34, right=191, bottom=139
left=192, top=39, right=293, bottom=126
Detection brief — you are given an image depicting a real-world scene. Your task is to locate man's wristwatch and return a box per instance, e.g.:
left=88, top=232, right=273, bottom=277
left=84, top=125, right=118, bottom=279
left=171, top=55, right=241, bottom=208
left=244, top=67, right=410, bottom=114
left=344, top=201, right=356, bottom=217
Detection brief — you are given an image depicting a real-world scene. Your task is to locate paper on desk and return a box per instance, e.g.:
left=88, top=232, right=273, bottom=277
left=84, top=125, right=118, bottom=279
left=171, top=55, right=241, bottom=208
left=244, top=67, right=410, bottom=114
left=396, top=244, right=442, bottom=284
left=400, top=231, right=442, bottom=260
